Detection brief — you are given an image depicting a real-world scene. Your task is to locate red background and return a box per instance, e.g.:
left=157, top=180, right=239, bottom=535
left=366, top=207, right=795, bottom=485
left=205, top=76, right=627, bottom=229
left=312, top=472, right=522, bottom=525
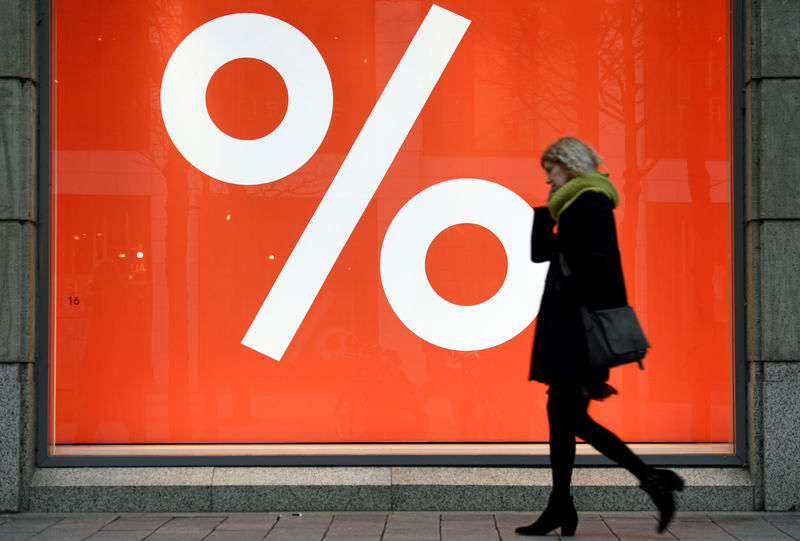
left=51, top=0, right=732, bottom=445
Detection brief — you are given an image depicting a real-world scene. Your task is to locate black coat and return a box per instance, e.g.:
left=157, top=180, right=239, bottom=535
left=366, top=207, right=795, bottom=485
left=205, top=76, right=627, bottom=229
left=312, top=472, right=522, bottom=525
left=529, top=190, right=627, bottom=384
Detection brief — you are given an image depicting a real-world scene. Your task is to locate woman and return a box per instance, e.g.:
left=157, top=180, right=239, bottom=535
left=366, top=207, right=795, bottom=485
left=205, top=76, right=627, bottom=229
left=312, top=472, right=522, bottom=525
left=516, top=137, right=684, bottom=537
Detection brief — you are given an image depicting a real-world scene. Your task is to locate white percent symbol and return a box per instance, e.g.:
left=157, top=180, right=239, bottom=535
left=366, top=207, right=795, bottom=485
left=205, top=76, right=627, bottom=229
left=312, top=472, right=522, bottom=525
left=161, top=5, right=548, bottom=360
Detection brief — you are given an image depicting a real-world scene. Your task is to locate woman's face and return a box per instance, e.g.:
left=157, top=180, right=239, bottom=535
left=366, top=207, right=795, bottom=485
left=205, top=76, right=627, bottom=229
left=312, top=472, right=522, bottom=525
left=543, top=160, right=571, bottom=192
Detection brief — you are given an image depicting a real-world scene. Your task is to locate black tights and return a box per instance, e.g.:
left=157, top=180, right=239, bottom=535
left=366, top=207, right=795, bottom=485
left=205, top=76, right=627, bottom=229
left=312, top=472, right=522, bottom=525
left=547, top=384, right=652, bottom=497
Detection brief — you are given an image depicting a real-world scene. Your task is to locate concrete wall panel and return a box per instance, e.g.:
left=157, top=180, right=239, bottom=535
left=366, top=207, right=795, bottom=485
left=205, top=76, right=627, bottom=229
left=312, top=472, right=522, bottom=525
left=758, top=221, right=800, bottom=361
left=0, top=0, right=34, bottom=79
left=757, top=80, right=800, bottom=220
left=0, top=221, right=35, bottom=364
left=0, top=79, right=35, bottom=222
left=756, top=0, right=800, bottom=78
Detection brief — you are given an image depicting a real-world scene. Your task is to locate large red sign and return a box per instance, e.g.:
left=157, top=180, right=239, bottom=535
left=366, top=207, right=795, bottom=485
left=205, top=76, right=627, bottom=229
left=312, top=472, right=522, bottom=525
left=50, top=0, right=732, bottom=447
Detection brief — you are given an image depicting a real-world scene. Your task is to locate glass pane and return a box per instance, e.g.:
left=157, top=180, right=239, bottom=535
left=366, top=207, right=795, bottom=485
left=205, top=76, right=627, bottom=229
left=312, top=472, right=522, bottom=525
left=50, top=0, right=732, bottom=449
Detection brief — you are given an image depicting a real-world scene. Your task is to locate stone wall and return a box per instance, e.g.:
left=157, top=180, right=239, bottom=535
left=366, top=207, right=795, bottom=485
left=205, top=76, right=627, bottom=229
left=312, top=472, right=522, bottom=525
left=746, top=0, right=800, bottom=512
left=0, top=0, right=37, bottom=513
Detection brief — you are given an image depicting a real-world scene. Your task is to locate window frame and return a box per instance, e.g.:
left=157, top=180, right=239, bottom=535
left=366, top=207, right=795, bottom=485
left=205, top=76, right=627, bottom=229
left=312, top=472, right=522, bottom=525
left=35, top=0, right=747, bottom=467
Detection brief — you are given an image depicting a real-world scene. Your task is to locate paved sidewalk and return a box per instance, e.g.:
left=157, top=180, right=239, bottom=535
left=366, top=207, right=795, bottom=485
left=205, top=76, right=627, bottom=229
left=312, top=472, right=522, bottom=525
left=2, top=512, right=799, bottom=541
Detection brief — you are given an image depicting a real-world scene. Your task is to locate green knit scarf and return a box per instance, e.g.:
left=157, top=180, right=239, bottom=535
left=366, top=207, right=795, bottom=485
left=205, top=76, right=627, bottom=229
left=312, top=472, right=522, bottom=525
left=546, top=171, right=619, bottom=224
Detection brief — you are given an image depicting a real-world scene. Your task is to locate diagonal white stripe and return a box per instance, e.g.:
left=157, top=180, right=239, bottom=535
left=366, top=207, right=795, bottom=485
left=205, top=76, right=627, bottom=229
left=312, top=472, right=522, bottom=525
left=242, top=5, right=471, bottom=360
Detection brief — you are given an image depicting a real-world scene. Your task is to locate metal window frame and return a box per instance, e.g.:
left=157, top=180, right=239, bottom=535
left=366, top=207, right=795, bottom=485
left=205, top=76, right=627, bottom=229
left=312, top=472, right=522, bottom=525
left=35, top=0, right=748, bottom=468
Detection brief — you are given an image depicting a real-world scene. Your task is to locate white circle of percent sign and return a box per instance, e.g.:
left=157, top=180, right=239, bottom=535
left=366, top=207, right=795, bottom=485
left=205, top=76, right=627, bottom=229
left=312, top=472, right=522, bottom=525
left=380, top=178, right=548, bottom=351
left=160, top=13, right=333, bottom=185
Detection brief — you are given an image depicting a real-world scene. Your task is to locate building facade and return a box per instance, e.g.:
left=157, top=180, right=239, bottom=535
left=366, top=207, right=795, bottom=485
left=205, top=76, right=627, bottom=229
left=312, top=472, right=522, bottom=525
left=1, top=0, right=799, bottom=513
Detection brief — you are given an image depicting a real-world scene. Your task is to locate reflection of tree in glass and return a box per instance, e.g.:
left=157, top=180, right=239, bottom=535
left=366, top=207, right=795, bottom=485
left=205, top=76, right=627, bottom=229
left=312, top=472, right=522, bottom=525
left=530, top=0, right=721, bottom=280
left=530, top=1, right=660, bottom=254
left=530, top=1, right=724, bottom=436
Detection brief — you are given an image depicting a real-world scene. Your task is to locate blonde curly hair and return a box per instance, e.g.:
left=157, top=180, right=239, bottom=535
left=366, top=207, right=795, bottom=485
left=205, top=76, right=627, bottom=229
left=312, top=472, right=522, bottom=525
left=540, top=136, right=602, bottom=179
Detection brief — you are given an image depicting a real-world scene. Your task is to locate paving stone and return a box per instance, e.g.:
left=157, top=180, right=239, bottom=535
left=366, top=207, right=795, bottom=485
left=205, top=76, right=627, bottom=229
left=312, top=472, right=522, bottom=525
left=712, top=516, right=794, bottom=540
left=666, top=521, right=735, bottom=540
left=157, top=516, right=225, bottom=529
left=52, top=516, right=117, bottom=529
left=330, top=514, right=386, bottom=523
left=85, top=531, right=152, bottom=541
left=382, top=521, right=440, bottom=541
left=146, top=516, right=225, bottom=540
left=386, top=513, right=440, bottom=523
left=766, top=514, right=800, bottom=538
left=146, top=534, right=212, bottom=541
left=603, top=516, right=670, bottom=540
left=670, top=513, right=715, bottom=522
left=272, top=513, right=332, bottom=528
left=21, top=516, right=115, bottom=540
left=382, top=535, right=439, bottom=541
left=325, top=523, right=384, bottom=535
left=216, top=514, right=278, bottom=531
left=262, top=531, right=324, bottom=541
left=571, top=519, right=618, bottom=539
left=0, top=516, right=62, bottom=532
left=31, top=528, right=101, bottom=541
left=1, top=512, right=799, bottom=541
left=440, top=513, right=494, bottom=522
left=100, top=517, right=171, bottom=531
left=323, top=536, right=382, bottom=541
left=204, top=531, right=268, bottom=541
left=440, top=529, right=500, bottom=541
left=0, top=532, right=36, bottom=541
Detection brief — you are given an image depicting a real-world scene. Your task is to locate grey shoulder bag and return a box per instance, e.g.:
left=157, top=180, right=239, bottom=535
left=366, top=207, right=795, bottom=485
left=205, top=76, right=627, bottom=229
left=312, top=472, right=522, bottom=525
left=559, top=253, right=649, bottom=370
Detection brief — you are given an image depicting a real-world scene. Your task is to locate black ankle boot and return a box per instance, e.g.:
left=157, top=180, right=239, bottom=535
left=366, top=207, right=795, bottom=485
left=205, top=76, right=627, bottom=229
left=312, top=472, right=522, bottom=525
left=640, top=469, right=685, bottom=533
left=515, top=493, right=578, bottom=537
